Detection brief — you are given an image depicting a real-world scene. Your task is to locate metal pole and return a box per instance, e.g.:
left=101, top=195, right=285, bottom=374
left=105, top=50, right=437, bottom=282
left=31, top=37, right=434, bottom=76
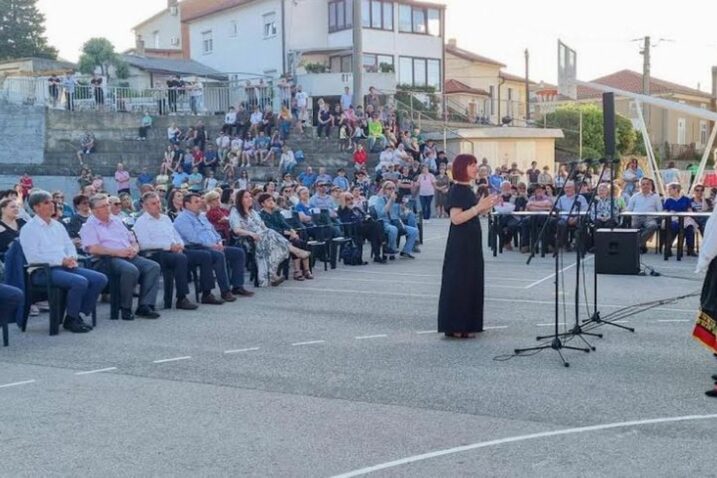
left=579, top=109, right=583, bottom=159
left=641, top=36, right=651, bottom=126
left=352, top=0, right=363, bottom=109
left=525, top=49, right=530, bottom=123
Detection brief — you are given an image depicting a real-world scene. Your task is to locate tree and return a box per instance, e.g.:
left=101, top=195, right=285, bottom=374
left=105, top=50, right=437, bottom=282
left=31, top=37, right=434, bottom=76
left=544, top=104, right=640, bottom=159
left=0, top=0, right=58, bottom=60
left=78, top=37, right=128, bottom=81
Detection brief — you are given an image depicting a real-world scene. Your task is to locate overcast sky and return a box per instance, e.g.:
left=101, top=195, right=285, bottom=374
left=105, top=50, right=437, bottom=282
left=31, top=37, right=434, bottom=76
left=38, top=0, right=717, bottom=92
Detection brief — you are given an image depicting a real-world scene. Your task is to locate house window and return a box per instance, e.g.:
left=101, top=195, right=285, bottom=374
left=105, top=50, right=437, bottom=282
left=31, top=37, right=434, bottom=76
left=363, top=53, right=394, bottom=73
left=201, top=30, right=213, bottom=54
left=330, top=54, right=353, bottom=73
left=489, top=85, right=495, bottom=115
left=152, top=31, right=160, bottom=49
left=399, top=56, right=441, bottom=89
left=263, top=12, right=277, bottom=38
left=700, top=121, right=708, bottom=146
left=677, top=118, right=686, bottom=145
left=329, top=0, right=353, bottom=33
left=362, top=0, right=393, bottom=31
left=230, top=20, right=238, bottom=37
left=399, top=5, right=441, bottom=36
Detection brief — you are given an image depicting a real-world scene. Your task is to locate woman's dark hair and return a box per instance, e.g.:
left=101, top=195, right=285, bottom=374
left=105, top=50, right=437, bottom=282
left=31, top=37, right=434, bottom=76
left=234, top=189, right=251, bottom=218
left=167, top=189, right=183, bottom=213
left=220, top=187, right=233, bottom=204
left=257, top=193, right=273, bottom=205
left=73, top=194, right=89, bottom=208
left=452, top=154, right=478, bottom=182
left=641, top=177, right=655, bottom=192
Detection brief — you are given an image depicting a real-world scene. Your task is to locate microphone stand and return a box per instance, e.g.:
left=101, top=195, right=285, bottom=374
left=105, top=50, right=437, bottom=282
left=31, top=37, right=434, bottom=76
left=581, top=157, right=636, bottom=333
left=515, top=161, right=590, bottom=367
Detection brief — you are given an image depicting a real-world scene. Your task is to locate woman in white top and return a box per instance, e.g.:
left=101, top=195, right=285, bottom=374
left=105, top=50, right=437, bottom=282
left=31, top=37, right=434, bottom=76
left=417, top=165, right=437, bottom=221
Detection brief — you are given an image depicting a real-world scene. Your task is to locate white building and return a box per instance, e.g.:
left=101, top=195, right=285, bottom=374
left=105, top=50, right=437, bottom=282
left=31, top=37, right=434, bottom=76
left=177, top=0, right=445, bottom=96
left=132, top=0, right=183, bottom=57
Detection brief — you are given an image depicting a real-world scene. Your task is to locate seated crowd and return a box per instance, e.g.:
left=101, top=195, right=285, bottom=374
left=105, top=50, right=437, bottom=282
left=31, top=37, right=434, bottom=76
left=488, top=159, right=714, bottom=256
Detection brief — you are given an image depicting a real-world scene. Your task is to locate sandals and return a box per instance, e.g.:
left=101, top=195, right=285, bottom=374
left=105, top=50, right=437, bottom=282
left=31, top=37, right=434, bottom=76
left=303, top=271, right=314, bottom=280
left=293, top=271, right=305, bottom=281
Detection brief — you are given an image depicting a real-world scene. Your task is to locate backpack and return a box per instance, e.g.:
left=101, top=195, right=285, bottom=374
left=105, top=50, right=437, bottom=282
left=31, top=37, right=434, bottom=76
left=340, top=241, right=365, bottom=266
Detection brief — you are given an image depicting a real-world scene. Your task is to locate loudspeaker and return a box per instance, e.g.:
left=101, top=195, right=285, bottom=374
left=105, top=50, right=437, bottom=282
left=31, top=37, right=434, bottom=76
left=595, top=228, right=640, bottom=275
left=602, top=92, right=616, bottom=158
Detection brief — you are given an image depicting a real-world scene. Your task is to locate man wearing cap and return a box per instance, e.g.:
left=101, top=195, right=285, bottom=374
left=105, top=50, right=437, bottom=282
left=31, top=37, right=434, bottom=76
left=80, top=194, right=161, bottom=321
left=20, top=190, right=108, bottom=333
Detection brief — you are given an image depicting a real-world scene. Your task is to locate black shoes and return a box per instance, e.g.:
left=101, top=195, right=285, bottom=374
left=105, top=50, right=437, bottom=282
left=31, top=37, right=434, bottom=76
left=201, top=293, right=225, bottom=305
left=706, top=388, right=717, bottom=398
left=232, top=287, right=255, bottom=297
left=221, top=291, right=237, bottom=302
left=400, top=252, right=416, bottom=259
left=176, top=297, right=198, bottom=310
left=374, top=256, right=387, bottom=264
left=63, top=315, right=92, bottom=333
left=121, top=308, right=135, bottom=321
left=136, top=306, right=161, bottom=319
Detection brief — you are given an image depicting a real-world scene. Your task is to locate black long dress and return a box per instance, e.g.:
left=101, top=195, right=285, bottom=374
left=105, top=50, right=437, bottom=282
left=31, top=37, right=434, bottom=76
left=438, top=184, right=484, bottom=334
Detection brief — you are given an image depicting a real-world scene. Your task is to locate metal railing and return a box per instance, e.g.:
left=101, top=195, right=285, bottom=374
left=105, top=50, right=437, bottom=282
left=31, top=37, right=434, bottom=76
left=0, top=77, right=292, bottom=116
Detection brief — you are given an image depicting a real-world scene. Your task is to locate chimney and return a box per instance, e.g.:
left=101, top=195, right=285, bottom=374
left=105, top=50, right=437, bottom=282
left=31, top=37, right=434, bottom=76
left=136, top=35, right=146, bottom=57
left=448, top=38, right=457, bottom=48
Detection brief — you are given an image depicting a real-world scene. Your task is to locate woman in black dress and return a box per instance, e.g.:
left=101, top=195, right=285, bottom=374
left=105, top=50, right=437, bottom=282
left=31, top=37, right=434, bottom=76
left=438, top=154, right=499, bottom=338
left=0, top=198, right=26, bottom=256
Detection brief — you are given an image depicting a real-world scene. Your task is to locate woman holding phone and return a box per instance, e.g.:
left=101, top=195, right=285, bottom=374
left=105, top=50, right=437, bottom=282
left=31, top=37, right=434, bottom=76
left=438, top=154, right=499, bottom=338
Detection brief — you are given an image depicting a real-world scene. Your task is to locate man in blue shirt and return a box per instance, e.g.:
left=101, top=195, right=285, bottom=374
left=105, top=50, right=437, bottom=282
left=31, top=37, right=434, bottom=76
left=298, top=166, right=317, bottom=189
left=555, top=181, right=588, bottom=250
left=368, top=181, right=419, bottom=258
left=173, top=193, right=253, bottom=301
left=332, top=168, right=350, bottom=192
left=204, top=145, right=219, bottom=174
left=314, top=167, right=333, bottom=187
left=488, top=169, right=503, bottom=194
left=136, top=167, right=155, bottom=188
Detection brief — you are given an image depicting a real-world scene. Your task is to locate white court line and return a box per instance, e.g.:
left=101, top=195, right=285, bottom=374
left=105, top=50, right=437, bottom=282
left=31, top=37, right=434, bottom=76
left=416, top=330, right=436, bottom=335
left=327, top=270, right=537, bottom=283
left=292, top=340, right=326, bottom=346
left=355, top=335, right=388, bottom=340
left=75, top=367, right=117, bottom=376
left=484, top=326, right=509, bottom=330
left=280, top=287, right=697, bottom=314
left=329, top=414, right=717, bottom=478
left=224, top=347, right=260, bottom=354
left=525, top=256, right=594, bottom=289
left=657, top=319, right=690, bottom=323
left=153, top=356, right=191, bottom=364
left=421, top=234, right=447, bottom=242
left=311, top=276, right=515, bottom=289
left=0, top=380, right=36, bottom=389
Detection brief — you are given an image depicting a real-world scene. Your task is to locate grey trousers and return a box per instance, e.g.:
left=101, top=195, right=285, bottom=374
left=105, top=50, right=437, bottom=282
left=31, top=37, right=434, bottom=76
left=109, top=256, right=160, bottom=310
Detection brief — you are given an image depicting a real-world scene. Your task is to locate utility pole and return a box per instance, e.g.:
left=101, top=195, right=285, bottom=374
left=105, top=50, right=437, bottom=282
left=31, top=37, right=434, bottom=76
left=640, top=36, right=651, bottom=96
left=352, top=0, right=363, bottom=109
left=524, top=49, right=530, bottom=123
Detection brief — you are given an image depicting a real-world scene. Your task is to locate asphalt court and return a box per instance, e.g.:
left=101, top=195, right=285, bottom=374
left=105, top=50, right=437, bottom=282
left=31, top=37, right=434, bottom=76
left=1, top=218, right=715, bottom=477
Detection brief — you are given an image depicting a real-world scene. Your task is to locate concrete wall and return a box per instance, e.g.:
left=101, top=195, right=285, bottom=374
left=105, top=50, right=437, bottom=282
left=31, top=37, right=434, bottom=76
left=0, top=103, right=45, bottom=167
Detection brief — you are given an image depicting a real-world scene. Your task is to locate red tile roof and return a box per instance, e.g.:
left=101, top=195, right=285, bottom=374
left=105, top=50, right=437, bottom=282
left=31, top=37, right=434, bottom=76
left=181, top=0, right=255, bottom=23
left=445, top=44, right=506, bottom=68
left=444, top=79, right=489, bottom=96
left=577, top=69, right=712, bottom=100
left=500, top=71, right=535, bottom=84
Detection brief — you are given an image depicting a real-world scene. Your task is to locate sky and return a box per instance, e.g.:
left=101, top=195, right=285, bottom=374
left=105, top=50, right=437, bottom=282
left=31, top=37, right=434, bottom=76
left=37, top=0, right=717, bottom=92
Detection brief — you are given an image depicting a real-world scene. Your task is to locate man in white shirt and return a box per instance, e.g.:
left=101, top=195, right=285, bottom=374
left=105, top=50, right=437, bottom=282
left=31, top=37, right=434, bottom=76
left=626, top=177, right=663, bottom=251
left=340, top=86, right=352, bottom=112
left=133, top=192, right=221, bottom=307
left=19, top=190, right=108, bottom=333
left=250, top=106, right=263, bottom=135
left=223, top=107, right=237, bottom=136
